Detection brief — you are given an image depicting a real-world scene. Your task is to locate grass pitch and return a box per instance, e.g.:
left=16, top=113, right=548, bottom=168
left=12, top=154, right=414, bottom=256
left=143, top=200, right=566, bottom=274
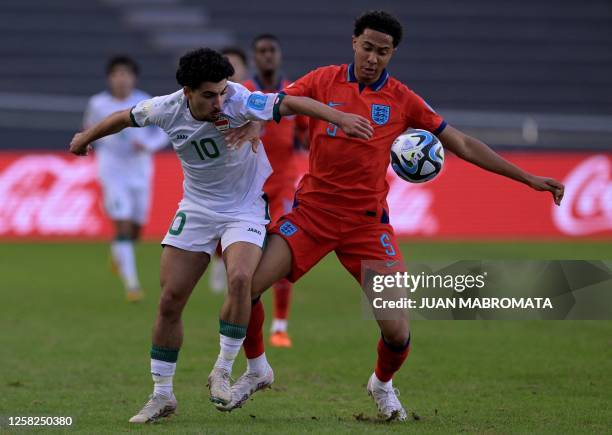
left=1, top=241, right=611, bottom=433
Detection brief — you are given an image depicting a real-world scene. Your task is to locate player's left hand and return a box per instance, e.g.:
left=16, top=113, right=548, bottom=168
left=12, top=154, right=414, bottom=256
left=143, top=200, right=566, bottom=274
left=528, top=175, right=565, bottom=206
left=224, top=121, right=262, bottom=152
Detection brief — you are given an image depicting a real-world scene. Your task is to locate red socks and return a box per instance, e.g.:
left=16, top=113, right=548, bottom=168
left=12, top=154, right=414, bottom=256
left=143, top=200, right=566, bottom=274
left=243, top=298, right=265, bottom=359
left=272, top=279, right=292, bottom=320
left=374, top=335, right=411, bottom=382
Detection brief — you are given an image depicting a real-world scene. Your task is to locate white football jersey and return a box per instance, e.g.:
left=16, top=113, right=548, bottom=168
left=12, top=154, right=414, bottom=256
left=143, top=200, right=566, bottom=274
left=130, top=82, right=280, bottom=219
left=84, top=89, right=168, bottom=186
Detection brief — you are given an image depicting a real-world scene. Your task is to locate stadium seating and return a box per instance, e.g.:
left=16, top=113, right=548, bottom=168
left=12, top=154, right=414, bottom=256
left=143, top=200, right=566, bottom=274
left=0, top=0, right=610, bottom=149
left=196, top=0, right=612, bottom=115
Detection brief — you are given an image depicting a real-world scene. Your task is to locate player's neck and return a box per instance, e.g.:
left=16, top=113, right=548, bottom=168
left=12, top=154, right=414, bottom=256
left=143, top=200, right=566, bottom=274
left=353, top=71, right=379, bottom=86
left=111, top=90, right=131, bottom=101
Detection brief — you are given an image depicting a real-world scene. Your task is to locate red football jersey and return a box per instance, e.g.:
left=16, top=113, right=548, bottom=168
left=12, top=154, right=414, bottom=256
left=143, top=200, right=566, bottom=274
left=282, top=63, right=447, bottom=216
left=243, top=77, right=307, bottom=182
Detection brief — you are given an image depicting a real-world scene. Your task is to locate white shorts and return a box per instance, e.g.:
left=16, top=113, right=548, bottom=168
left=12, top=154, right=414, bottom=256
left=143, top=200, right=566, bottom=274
left=161, top=196, right=268, bottom=255
left=100, top=180, right=150, bottom=224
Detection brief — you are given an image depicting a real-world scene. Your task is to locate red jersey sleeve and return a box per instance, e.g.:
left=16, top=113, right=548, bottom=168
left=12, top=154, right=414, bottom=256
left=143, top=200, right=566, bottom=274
left=282, top=69, right=318, bottom=98
left=403, top=89, right=447, bottom=135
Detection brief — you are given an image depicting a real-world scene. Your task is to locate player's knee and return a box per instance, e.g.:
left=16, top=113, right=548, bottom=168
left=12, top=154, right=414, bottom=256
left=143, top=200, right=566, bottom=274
left=226, top=269, right=252, bottom=297
left=382, top=326, right=411, bottom=349
left=158, top=287, right=186, bottom=321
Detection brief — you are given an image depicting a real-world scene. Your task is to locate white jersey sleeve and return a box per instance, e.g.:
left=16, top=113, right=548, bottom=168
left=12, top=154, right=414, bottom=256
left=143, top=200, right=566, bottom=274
left=130, top=93, right=177, bottom=130
left=224, top=82, right=282, bottom=123
left=83, top=94, right=104, bottom=129
left=83, top=98, right=94, bottom=129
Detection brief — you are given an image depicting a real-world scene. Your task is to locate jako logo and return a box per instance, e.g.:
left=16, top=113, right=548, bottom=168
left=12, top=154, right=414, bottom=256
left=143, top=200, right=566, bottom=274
left=553, top=155, right=612, bottom=235
left=247, top=227, right=262, bottom=235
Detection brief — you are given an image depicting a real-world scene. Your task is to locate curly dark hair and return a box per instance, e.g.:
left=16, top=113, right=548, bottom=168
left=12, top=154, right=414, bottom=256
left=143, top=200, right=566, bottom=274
left=354, top=10, right=403, bottom=48
left=106, top=55, right=139, bottom=76
left=176, top=48, right=235, bottom=89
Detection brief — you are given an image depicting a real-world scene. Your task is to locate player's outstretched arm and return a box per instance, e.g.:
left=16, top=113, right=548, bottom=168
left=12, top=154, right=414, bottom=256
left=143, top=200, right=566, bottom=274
left=69, top=109, right=133, bottom=156
left=279, top=95, right=373, bottom=140
left=439, top=125, right=565, bottom=205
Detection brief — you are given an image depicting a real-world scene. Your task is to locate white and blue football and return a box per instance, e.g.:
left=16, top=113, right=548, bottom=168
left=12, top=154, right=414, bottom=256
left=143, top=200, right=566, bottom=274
left=390, top=128, right=444, bottom=183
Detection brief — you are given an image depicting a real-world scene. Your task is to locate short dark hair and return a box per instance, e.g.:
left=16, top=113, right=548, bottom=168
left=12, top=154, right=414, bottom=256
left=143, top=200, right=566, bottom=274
left=220, top=46, right=248, bottom=66
left=176, top=48, right=234, bottom=89
left=106, top=55, right=139, bottom=76
left=252, top=33, right=280, bottom=49
left=354, top=10, right=403, bottom=48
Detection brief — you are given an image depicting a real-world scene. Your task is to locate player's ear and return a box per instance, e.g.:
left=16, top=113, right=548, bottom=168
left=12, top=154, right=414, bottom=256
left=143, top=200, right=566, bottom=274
left=183, top=86, right=191, bottom=98
left=352, top=35, right=358, bottom=51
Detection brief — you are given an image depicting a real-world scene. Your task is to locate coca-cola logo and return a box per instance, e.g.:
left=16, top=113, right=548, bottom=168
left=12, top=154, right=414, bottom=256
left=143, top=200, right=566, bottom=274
left=553, top=155, right=612, bottom=235
left=387, top=170, right=438, bottom=235
left=0, top=155, right=101, bottom=235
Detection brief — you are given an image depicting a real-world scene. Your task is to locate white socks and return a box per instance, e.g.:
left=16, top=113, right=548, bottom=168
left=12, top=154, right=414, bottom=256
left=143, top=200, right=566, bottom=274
left=271, top=319, right=288, bottom=333
left=151, top=359, right=176, bottom=398
left=371, top=372, right=393, bottom=390
left=112, top=240, right=140, bottom=291
left=247, top=353, right=270, bottom=375
left=214, top=334, right=244, bottom=373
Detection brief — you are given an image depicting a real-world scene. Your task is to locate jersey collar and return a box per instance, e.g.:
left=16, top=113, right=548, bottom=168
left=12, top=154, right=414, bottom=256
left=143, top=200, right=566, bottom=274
left=347, top=63, right=389, bottom=92
left=253, top=74, right=284, bottom=92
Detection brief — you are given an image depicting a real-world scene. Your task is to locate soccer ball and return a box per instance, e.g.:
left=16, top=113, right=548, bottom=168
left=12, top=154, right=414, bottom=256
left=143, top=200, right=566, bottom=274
left=390, top=128, right=445, bottom=183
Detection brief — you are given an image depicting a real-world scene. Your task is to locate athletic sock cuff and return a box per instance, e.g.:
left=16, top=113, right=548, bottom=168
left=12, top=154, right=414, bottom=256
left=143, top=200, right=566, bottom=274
left=151, top=345, right=180, bottom=363
left=219, top=319, right=247, bottom=339
left=381, top=332, right=411, bottom=353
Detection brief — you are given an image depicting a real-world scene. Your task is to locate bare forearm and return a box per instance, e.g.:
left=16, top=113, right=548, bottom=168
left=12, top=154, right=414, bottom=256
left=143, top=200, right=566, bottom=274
left=443, top=128, right=532, bottom=185
left=83, top=109, right=132, bottom=144
left=465, top=137, right=531, bottom=184
left=439, top=125, right=564, bottom=204
left=279, top=95, right=342, bottom=124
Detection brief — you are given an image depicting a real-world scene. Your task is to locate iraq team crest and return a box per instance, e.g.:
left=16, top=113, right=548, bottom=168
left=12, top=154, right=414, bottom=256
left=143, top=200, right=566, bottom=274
left=214, top=114, right=230, bottom=132
left=371, top=104, right=390, bottom=125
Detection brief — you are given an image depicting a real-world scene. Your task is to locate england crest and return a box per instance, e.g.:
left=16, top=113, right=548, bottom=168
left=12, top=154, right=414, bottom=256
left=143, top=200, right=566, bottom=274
left=371, top=104, right=390, bottom=125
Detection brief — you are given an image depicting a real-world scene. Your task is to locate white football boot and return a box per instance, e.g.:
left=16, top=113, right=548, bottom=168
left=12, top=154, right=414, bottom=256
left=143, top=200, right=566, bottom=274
left=366, top=373, right=408, bottom=421
left=207, top=367, right=232, bottom=405
left=216, top=366, right=274, bottom=412
left=128, top=394, right=177, bottom=424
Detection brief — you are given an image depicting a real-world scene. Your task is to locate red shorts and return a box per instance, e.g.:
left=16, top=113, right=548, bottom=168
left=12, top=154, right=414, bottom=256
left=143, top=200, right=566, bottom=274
left=269, top=203, right=404, bottom=283
left=264, top=178, right=296, bottom=225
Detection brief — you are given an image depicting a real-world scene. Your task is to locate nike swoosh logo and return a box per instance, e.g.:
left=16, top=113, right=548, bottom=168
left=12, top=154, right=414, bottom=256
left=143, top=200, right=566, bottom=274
left=328, top=102, right=344, bottom=107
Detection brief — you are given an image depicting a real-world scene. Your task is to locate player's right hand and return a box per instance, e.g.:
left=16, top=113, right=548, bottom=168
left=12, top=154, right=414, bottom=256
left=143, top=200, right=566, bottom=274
left=337, top=113, right=374, bottom=140
left=224, top=121, right=262, bottom=152
left=69, top=132, right=92, bottom=156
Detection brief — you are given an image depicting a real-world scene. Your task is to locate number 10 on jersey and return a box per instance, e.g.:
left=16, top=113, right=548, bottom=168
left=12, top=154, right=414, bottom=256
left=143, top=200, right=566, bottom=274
left=191, top=138, right=220, bottom=160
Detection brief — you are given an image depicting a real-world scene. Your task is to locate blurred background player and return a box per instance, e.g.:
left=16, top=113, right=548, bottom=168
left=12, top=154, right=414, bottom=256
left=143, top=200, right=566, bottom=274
left=208, top=46, right=250, bottom=294
left=243, top=34, right=308, bottom=348
left=221, top=47, right=249, bottom=83
left=83, top=56, right=168, bottom=301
